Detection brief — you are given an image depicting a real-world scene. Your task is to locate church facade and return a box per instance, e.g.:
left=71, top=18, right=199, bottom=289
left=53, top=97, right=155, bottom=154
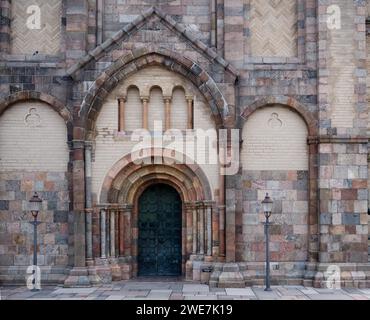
left=0, top=0, right=369, bottom=288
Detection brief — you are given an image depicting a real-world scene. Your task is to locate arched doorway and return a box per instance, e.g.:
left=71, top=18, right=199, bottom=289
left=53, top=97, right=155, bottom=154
left=138, top=183, right=182, bottom=276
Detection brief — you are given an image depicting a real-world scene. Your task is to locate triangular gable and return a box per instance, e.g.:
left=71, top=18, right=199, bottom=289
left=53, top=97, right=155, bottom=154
left=66, top=6, right=237, bottom=78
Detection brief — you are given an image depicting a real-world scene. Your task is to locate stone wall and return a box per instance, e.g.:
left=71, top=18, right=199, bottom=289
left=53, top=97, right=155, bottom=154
left=317, top=0, right=368, bottom=265
left=327, top=1, right=356, bottom=129
left=103, top=0, right=212, bottom=45
left=0, top=101, right=70, bottom=284
left=0, top=170, right=69, bottom=284
left=91, top=66, right=219, bottom=203
left=0, top=0, right=368, bottom=287
left=239, top=105, right=309, bottom=263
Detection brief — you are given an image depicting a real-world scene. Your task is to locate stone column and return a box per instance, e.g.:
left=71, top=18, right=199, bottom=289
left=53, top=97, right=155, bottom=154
left=186, top=96, right=194, bottom=129
left=124, top=205, right=132, bottom=257
left=64, top=140, right=91, bottom=287
left=192, top=203, right=198, bottom=255
left=118, top=97, right=126, bottom=132
left=109, top=206, right=121, bottom=280
left=84, top=142, right=93, bottom=264
left=106, top=208, right=110, bottom=258
left=212, top=202, right=220, bottom=258
left=186, top=201, right=198, bottom=281
left=210, top=0, right=217, bottom=48
left=110, top=208, right=116, bottom=258
left=0, top=1, right=10, bottom=53
left=96, top=0, right=104, bottom=45
left=118, top=207, right=125, bottom=257
left=216, top=0, right=224, bottom=57
left=164, top=97, right=171, bottom=131
left=100, top=208, right=107, bottom=259
left=85, top=209, right=93, bottom=262
left=225, top=203, right=236, bottom=262
left=204, top=201, right=214, bottom=260
left=185, top=203, right=193, bottom=256
left=218, top=137, right=226, bottom=260
left=115, top=208, right=119, bottom=257
left=198, top=202, right=205, bottom=255
left=120, top=204, right=133, bottom=280
left=65, top=0, right=88, bottom=67
left=218, top=205, right=226, bottom=259
left=141, top=97, right=149, bottom=130
left=95, top=206, right=112, bottom=283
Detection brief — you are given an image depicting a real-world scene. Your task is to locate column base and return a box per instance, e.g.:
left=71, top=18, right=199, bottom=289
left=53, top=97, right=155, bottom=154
left=185, top=260, right=193, bottom=281
left=119, top=256, right=133, bottom=280
left=86, top=261, right=102, bottom=286
left=109, top=257, right=122, bottom=281
left=95, top=258, right=112, bottom=283
left=64, top=267, right=92, bottom=288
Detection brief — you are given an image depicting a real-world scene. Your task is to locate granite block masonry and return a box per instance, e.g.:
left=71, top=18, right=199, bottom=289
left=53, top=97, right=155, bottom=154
left=0, top=1, right=369, bottom=288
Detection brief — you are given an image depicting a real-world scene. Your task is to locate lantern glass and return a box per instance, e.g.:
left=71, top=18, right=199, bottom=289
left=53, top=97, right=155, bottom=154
left=262, top=193, right=273, bottom=213
left=29, top=193, right=42, bottom=213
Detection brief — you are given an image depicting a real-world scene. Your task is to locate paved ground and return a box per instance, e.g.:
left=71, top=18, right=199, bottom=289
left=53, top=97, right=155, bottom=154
left=1, top=281, right=370, bottom=300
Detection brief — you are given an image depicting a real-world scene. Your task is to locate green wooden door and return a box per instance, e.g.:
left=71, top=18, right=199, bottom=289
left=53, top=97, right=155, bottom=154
left=138, top=184, right=182, bottom=276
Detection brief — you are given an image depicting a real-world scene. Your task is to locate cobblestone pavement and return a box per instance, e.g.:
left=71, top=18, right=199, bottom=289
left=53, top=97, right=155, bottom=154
left=1, top=281, right=370, bottom=300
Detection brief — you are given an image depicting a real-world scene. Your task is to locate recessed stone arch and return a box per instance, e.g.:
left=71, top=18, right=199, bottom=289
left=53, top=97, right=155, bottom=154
left=239, top=96, right=319, bottom=263
left=0, top=91, right=72, bottom=126
left=96, top=148, right=214, bottom=278
left=78, top=46, right=231, bottom=140
left=240, top=96, right=317, bottom=136
left=99, top=148, right=213, bottom=205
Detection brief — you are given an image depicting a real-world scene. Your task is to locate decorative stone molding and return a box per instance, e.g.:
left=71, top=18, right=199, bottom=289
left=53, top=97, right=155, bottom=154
left=76, top=47, right=232, bottom=140
left=240, top=96, right=318, bottom=136
left=0, top=91, right=72, bottom=124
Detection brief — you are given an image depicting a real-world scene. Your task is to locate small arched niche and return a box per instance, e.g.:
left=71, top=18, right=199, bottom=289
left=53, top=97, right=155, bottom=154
left=239, top=105, right=309, bottom=263
left=126, top=85, right=142, bottom=131
left=242, top=105, right=308, bottom=171
left=171, top=86, right=187, bottom=130
left=148, top=86, right=165, bottom=131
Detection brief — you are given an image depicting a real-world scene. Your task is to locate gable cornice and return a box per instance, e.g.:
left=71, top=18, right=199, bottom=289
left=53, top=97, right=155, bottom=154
left=66, top=6, right=238, bottom=78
